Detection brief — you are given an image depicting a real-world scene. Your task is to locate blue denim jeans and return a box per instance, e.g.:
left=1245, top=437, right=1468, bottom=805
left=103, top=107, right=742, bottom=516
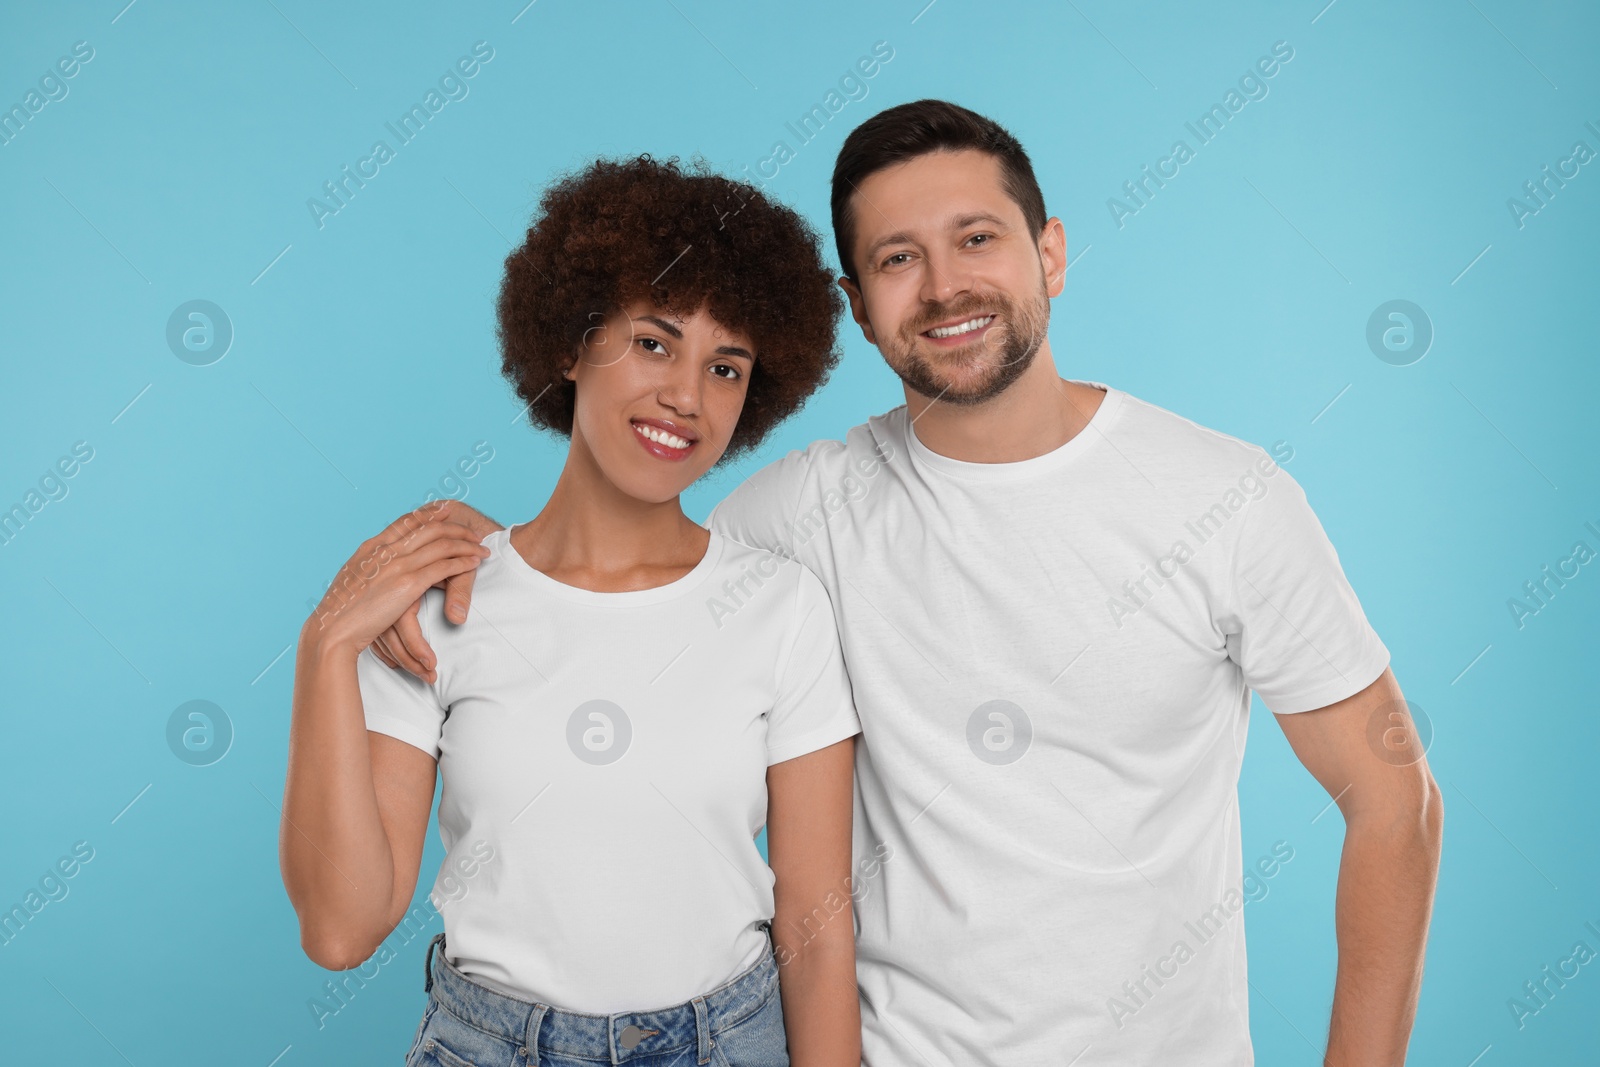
left=405, top=929, right=789, bottom=1066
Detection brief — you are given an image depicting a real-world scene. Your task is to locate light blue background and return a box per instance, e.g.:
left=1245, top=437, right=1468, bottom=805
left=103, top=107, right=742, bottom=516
left=2, top=1, right=1596, bottom=1063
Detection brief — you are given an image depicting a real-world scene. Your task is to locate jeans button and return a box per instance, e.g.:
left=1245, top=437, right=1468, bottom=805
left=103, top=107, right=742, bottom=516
left=619, top=1024, right=657, bottom=1049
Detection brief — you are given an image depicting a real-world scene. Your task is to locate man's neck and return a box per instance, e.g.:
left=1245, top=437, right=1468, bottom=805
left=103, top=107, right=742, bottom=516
left=902, top=341, right=1106, bottom=464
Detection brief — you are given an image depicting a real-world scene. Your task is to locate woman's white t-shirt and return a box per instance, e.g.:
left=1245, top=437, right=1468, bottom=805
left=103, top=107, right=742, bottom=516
left=356, top=526, right=861, bottom=1013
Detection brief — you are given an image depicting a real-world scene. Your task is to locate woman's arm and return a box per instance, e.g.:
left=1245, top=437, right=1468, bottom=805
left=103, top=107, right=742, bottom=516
left=766, top=736, right=861, bottom=1066
left=280, top=510, right=488, bottom=969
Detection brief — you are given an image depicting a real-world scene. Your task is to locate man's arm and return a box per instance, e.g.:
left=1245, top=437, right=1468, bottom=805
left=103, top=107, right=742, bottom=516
left=367, top=500, right=503, bottom=682
left=1273, top=666, right=1443, bottom=1067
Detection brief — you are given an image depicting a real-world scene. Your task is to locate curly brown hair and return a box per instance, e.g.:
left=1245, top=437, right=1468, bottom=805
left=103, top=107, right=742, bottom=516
left=497, top=155, right=844, bottom=462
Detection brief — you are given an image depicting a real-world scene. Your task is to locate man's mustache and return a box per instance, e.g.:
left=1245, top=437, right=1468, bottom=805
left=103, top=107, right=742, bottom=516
left=905, top=292, right=1010, bottom=328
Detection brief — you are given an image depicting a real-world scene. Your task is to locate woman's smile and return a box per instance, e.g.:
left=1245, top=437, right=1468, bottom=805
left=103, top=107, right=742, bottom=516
left=630, top=416, right=699, bottom=461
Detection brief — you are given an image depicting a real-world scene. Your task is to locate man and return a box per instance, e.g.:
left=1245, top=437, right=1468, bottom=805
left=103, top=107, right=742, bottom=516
left=364, top=100, right=1442, bottom=1065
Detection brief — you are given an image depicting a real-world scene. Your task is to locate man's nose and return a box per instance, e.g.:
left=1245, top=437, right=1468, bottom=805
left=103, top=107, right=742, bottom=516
left=919, top=246, right=972, bottom=307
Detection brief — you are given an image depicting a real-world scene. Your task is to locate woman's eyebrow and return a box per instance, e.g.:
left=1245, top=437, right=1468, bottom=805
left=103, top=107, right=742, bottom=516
left=634, top=314, right=684, bottom=338
left=636, top=314, right=752, bottom=359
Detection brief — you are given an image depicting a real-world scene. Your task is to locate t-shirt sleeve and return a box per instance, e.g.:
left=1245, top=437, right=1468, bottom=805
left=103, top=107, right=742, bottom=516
left=707, top=448, right=816, bottom=558
left=1220, top=460, right=1391, bottom=715
left=765, top=565, right=862, bottom=765
left=355, top=589, right=449, bottom=758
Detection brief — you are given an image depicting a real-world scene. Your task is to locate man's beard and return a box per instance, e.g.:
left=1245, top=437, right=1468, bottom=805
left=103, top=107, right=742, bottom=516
left=880, top=284, right=1051, bottom=407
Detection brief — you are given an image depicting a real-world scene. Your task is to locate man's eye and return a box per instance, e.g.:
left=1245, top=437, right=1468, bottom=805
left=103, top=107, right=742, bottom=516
left=966, top=233, right=992, bottom=247
left=884, top=252, right=911, bottom=268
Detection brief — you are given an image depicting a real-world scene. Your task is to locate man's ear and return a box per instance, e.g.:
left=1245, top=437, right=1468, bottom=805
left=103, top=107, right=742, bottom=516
left=1039, top=217, right=1068, bottom=298
left=838, top=276, right=878, bottom=346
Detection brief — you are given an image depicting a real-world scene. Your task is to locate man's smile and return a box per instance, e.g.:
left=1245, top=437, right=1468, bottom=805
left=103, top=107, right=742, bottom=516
left=921, top=313, right=997, bottom=346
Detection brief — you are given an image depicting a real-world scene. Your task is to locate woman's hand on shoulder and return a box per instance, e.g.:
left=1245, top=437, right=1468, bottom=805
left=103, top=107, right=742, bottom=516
left=301, top=501, right=493, bottom=664
left=363, top=500, right=504, bottom=683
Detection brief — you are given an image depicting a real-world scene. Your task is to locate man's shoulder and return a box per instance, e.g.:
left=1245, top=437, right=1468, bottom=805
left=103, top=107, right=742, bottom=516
left=770, top=409, right=905, bottom=474
left=708, top=410, right=906, bottom=555
left=1109, top=385, right=1293, bottom=482
left=723, top=410, right=906, bottom=498
left=714, top=530, right=805, bottom=579
left=708, top=533, right=836, bottom=646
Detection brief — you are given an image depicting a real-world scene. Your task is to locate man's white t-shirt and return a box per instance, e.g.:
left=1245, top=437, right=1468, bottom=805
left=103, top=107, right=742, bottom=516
left=708, top=380, right=1390, bottom=1066
left=357, top=526, right=861, bottom=1013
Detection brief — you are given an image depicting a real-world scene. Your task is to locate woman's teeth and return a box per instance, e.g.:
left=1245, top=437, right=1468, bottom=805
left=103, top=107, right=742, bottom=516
left=634, top=423, right=691, bottom=449
left=927, top=315, right=995, bottom=338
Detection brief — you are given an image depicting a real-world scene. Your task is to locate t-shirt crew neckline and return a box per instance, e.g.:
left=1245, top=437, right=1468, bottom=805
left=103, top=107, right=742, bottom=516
left=497, top=524, right=726, bottom=607
left=903, top=378, right=1125, bottom=483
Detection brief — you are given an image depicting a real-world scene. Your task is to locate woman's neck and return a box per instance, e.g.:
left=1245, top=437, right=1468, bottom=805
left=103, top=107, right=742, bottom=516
left=508, top=440, right=710, bottom=594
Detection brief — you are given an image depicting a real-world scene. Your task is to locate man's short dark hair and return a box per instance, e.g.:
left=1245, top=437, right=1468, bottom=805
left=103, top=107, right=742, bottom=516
left=831, top=99, right=1048, bottom=281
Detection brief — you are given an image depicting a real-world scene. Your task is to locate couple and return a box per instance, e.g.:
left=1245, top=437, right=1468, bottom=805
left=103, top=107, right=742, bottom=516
left=280, top=100, right=1442, bottom=1066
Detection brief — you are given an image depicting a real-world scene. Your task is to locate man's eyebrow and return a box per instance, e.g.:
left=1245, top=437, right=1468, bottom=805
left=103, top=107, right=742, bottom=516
left=951, top=211, right=1008, bottom=230
left=864, top=230, right=915, bottom=264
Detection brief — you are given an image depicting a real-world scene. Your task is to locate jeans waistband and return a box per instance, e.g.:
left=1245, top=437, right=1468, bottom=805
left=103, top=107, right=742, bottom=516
left=421, top=926, right=779, bottom=1066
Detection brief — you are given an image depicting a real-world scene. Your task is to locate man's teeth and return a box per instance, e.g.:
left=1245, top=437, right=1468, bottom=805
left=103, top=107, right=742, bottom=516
left=927, top=315, right=995, bottom=338
left=634, top=423, right=691, bottom=450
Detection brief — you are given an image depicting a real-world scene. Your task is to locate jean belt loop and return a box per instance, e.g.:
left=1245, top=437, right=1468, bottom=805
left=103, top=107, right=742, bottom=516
left=521, top=1003, right=549, bottom=1067
left=693, top=995, right=713, bottom=1065
left=423, top=932, right=445, bottom=995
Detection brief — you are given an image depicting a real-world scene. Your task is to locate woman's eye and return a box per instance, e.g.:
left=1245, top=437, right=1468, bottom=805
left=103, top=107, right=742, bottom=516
left=711, top=363, right=742, bottom=381
left=635, top=337, right=667, bottom=355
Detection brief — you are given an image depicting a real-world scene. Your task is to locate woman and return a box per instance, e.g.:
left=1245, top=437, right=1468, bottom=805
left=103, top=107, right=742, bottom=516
left=280, top=155, right=861, bottom=1066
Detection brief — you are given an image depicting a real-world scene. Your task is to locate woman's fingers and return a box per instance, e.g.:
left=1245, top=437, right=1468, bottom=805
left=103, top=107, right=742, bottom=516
left=371, top=630, right=402, bottom=670
left=374, top=550, right=476, bottom=680
left=371, top=554, right=476, bottom=683
left=422, top=499, right=503, bottom=540
left=379, top=622, right=434, bottom=682
left=366, top=504, right=502, bottom=626
left=307, top=510, right=493, bottom=659
left=363, top=500, right=453, bottom=555
left=399, top=532, right=489, bottom=559
left=389, top=604, right=436, bottom=677
left=370, top=634, right=400, bottom=670
left=376, top=519, right=483, bottom=560
left=442, top=563, right=481, bottom=624
left=415, top=553, right=487, bottom=592
left=350, top=533, right=485, bottom=592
